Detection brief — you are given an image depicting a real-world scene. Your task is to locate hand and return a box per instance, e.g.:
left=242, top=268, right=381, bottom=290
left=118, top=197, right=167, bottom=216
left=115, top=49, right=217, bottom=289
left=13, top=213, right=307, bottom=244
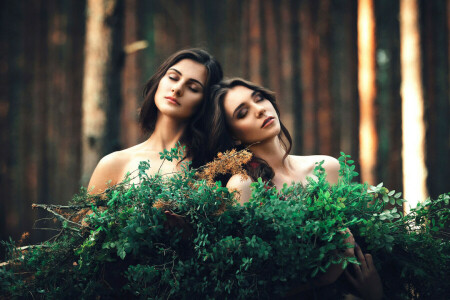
left=345, top=244, right=383, bottom=300
left=164, top=211, right=194, bottom=240
left=299, top=228, right=356, bottom=290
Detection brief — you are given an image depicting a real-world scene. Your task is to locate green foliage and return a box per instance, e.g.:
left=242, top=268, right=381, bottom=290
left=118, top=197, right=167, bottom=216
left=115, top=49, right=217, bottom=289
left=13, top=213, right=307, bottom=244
left=1, top=150, right=449, bottom=299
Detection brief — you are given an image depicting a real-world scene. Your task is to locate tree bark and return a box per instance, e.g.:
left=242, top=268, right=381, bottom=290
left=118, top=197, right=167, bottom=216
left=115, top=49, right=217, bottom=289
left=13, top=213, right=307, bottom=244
left=121, top=0, right=141, bottom=148
left=317, top=0, right=333, bottom=155
left=279, top=0, right=295, bottom=151
left=299, top=0, right=317, bottom=155
left=374, top=0, right=402, bottom=192
left=248, top=0, right=262, bottom=84
left=422, top=0, right=449, bottom=199
left=81, top=0, right=124, bottom=185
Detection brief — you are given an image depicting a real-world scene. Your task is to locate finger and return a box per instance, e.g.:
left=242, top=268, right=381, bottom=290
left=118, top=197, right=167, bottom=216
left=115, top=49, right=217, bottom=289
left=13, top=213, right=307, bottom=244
left=352, top=261, right=363, bottom=278
left=355, top=244, right=368, bottom=271
left=344, top=269, right=358, bottom=287
left=365, top=253, right=374, bottom=269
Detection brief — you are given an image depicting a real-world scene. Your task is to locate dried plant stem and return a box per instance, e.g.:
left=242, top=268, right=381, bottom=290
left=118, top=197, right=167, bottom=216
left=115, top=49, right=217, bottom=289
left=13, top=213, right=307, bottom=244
left=32, top=204, right=85, bottom=230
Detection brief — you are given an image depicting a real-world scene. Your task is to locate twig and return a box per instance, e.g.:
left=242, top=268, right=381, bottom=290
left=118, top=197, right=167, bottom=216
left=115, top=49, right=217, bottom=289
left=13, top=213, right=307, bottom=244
left=32, top=203, right=104, bottom=210
left=32, top=204, right=84, bottom=231
left=32, top=227, right=63, bottom=232
left=17, top=244, right=50, bottom=251
left=0, top=244, right=51, bottom=267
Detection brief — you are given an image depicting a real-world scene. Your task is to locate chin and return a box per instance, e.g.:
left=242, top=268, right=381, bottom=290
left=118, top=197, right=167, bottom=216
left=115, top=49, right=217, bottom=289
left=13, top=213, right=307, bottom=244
left=156, top=107, right=187, bottom=120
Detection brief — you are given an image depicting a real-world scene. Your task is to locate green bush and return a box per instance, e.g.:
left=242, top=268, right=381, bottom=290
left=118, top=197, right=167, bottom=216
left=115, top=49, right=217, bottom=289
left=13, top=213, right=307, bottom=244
left=1, top=149, right=449, bottom=299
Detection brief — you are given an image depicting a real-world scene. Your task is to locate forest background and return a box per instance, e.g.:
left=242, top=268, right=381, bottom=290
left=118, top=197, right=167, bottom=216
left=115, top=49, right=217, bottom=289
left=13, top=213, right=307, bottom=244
left=0, top=0, right=449, bottom=249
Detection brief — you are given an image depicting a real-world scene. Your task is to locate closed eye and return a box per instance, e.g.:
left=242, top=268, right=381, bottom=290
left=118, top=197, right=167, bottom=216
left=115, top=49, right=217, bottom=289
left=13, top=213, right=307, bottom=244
left=188, top=81, right=202, bottom=93
left=253, top=91, right=264, bottom=102
left=189, top=85, right=200, bottom=93
left=237, top=108, right=248, bottom=119
left=168, top=74, right=178, bottom=81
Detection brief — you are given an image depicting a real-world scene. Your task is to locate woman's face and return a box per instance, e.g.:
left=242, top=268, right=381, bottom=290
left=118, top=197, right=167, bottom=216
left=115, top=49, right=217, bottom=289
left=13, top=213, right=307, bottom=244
left=155, top=59, right=207, bottom=120
left=222, top=85, right=281, bottom=145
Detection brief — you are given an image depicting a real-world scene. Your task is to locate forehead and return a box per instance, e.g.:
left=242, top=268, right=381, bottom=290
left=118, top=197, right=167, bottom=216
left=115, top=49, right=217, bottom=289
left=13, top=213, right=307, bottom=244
left=169, top=59, right=207, bottom=85
left=223, top=85, right=254, bottom=114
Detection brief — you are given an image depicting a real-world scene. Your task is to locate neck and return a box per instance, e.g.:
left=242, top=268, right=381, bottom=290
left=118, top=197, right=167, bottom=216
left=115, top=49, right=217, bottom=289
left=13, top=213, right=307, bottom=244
left=248, top=137, right=289, bottom=172
left=145, top=113, right=187, bottom=151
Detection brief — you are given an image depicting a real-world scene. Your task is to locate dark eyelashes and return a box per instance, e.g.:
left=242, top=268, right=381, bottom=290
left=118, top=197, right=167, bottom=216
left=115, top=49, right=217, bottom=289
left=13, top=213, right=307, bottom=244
left=168, top=74, right=201, bottom=92
left=254, top=92, right=264, bottom=101
left=237, top=109, right=248, bottom=119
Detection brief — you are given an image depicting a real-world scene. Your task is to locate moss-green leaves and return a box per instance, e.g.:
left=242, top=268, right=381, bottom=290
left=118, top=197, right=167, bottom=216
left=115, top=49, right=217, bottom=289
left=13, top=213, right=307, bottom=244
left=1, top=150, right=449, bottom=299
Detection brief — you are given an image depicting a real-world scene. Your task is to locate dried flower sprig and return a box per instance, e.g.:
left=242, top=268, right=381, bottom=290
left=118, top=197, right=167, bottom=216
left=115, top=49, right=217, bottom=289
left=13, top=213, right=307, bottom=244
left=196, top=149, right=253, bottom=186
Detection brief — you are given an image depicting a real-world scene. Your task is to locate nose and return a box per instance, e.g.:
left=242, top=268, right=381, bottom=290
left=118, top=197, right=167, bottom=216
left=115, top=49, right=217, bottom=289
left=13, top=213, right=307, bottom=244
left=171, top=82, right=183, bottom=96
left=255, top=103, right=266, bottom=118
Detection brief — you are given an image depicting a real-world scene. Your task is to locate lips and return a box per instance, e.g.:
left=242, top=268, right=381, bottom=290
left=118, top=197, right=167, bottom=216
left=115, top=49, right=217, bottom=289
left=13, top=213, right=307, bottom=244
left=261, top=116, right=275, bottom=128
left=165, top=96, right=180, bottom=105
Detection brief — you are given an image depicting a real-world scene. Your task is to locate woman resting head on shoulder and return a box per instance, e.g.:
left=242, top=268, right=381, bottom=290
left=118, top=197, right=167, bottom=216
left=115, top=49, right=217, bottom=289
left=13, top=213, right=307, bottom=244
left=208, top=77, right=340, bottom=204
left=209, top=78, right=383, bottom=298
left=88, top=48, right=223, bottom=194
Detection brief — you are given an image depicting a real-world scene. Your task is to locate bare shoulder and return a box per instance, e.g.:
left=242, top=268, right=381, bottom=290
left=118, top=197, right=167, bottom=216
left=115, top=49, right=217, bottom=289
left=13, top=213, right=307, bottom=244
left=87, top=149, right=131, bottom=194
left=227, top=174, right=253, bottom=190
left=226, top=174, right=253, bottom=205
left=311, top=155, right=339, bottom=171
left=290, top=155, right=340, bottom=184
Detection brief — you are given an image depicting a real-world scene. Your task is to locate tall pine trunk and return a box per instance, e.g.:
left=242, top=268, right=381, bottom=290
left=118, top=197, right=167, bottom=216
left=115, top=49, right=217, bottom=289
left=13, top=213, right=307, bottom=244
left=81, top=0, right=124, bottom=185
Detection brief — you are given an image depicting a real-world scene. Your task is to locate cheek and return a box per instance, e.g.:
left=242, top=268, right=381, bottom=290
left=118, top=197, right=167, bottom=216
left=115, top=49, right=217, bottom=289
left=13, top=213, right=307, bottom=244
left=231, top=121, right=256, bottom=140
left=182, top=95, right=204, bottom=117
left=155, top=77, right=168, bottom=93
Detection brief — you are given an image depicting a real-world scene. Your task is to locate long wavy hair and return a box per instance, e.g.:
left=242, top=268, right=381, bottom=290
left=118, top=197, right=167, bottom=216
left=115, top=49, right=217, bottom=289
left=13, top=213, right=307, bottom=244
left=208, top=78, right=293, bottom=182
left=139, top=48, right=223, bottom=168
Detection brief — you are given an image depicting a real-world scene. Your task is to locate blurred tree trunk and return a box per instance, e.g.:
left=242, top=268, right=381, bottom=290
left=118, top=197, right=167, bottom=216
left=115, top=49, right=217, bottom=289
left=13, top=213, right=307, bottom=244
left=421, top=0, right=449, bottom=199
left=248, top=0, right=262, bottom=84
left=357, top=0, right=378, bottom=185
left=137, top=0, right=156, bottom=83
left=223, top=0, right=243, bottom=78
left=240, top=1, right=250, bottom=79
left=0, top=0, right=8, bottom=251
left=400, top=0, right=428, bottom=212
left=299, top=0, right=317, bottom=155
left=316, top=0, right=333, bottom=155
left=121, top=0, right=142, bottom=148
left=81, top=0, right=124, bottom=185
left=0, top=0, right=27, bottom=248
left=330, top=0, right=360, bottom=167
left=263, top=0, right=281, bottom=95
left=0, top=0, right=85, bottom=250
left=279, top=0, right=295, bottom=151
left=375, top=0, right=402, bottom=192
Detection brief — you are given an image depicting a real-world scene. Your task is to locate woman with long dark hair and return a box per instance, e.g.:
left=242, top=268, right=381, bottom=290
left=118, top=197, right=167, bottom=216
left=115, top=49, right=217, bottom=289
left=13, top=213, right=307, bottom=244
left=208, top=77, right=339, bottom=202
left=208, top=78, right=382, bottom=299
left=88, top=48, right=223, bottom=194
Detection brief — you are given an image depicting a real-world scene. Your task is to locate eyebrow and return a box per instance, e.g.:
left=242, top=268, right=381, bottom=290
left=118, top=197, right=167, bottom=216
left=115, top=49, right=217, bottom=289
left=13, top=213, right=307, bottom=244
left=168, top=67, right=205, bottom=89
left=232, top=90, right=259, bottom=119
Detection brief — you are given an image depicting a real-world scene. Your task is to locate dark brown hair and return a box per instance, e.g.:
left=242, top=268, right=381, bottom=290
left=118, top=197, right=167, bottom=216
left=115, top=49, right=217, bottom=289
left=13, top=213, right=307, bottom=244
left=208, top=78, right=293, bottom=182
left=139, top=48, right=223, bottom=168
